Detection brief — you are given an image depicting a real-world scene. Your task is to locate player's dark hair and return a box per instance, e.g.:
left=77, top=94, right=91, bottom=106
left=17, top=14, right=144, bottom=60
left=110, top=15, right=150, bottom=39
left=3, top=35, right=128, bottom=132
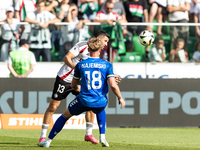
left=155, top=36, right=164, bottom=43
left=70, top=3, right=77, bottom=7
left=176, top=38, right=185, bottom=44
left=95, top=30, right=110, bottom=39
left=105, top=0, right=113, bottom=5
left=87, top=37, right=101, bottom=52
left=36, top=0, right=46, bottom=5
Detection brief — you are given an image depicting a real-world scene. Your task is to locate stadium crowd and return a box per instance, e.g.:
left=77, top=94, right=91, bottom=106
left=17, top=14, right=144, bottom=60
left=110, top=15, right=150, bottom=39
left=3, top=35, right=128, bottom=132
left=0, top=0, right=200, bottom=63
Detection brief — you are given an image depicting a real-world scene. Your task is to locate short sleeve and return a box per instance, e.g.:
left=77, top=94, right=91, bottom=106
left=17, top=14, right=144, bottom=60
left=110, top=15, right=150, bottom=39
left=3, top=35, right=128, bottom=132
left=73, top=63, right=81, bottom=80
left=107, top=63, right=115, bottom=78
left=26, top=12, right=35, bottom=20
left=142, top=0, right=148, bottom=10
left=194, top=3, right=200, bottom=14
left=69, top=44, right=83, bottom=57
left=8, top=55, right=12, bottom=64
left=96, top=11, right=103, bottom=20
left=46, top=11, right=56, bottom=20
left=120, top=3, right=126, bottom=15
left=30, top=53, right=36, bottom=65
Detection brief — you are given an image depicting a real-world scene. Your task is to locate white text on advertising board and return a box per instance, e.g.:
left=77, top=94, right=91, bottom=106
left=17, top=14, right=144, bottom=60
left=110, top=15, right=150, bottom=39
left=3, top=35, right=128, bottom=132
left=1, top=91, right=200, bottom=115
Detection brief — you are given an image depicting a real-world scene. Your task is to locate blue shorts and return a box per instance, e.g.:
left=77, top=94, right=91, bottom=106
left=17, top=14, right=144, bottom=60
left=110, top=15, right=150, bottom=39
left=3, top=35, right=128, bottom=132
left=68, top=97, right=106, bottom=115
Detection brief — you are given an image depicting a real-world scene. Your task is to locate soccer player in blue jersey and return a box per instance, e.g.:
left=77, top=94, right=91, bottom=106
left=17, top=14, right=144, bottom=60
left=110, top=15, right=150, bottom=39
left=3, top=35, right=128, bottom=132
left=38, top=37, right=125, bottom=148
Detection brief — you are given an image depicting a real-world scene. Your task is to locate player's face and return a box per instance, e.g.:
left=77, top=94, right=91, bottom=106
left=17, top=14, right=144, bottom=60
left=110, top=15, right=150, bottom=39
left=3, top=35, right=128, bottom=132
left=176, top=41, right=184, bottom=50
left=105, top=3, right=114, bottom=14
left=99, top=36, right=109, bottom=49
left=36, top=2, right=45, bottom=13
left=6, top=11, right=14, bottom=19
left=156, top=39, right=164, bottom=49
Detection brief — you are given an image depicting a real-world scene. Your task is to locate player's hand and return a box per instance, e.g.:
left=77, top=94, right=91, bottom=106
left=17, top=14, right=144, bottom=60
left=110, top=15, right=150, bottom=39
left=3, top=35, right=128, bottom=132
left=51, top=0, right=59, bottom=7
left=42, top=22, right=49, bottom=29
left=107, top=19, right=115, bottom=25
left=114, top=75, right=122, bottom=84
left=61, top=4, right=70, bottom=12
left=75, top=85, right=81, bottom=93
left=118, top=98, right=125, bottom=108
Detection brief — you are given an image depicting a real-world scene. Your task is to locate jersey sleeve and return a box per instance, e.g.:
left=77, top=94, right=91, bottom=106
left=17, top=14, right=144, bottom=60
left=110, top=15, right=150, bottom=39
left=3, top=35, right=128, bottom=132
left=30, top=53, right=36, bottom=65
left=8, top=55, right=12, bottom=64
left=96, top=11, right=103, bottom=20
left=69, top=44, right=81, bottom=57
left=107, top=63, right=115, bottom=78
left=73, top=63, right=81, bottom=80
left=46, top=11, right=56, bottom=20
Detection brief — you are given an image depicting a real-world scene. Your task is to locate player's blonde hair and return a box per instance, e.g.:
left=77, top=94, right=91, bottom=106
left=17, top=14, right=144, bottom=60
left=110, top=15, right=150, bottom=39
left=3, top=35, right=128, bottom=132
left=87, top=37, right=101, bottom=52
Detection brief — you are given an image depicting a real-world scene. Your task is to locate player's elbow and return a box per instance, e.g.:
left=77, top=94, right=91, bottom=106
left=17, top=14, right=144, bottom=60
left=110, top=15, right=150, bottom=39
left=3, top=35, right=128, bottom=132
left=71, top=82, right=76, bottom=89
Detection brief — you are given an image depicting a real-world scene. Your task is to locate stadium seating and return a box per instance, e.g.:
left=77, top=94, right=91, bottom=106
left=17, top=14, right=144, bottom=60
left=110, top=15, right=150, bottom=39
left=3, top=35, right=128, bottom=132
left=132, top=35, right=146, bottom=57
left=189, top=21, right=196, bottom=37
left=120, top=52, right=142, bottom=62
left=51, top=46, right=60, bottom=62
left=187, top=36, right=198, bottom=59
left=51, top=52, right=60, bottom=62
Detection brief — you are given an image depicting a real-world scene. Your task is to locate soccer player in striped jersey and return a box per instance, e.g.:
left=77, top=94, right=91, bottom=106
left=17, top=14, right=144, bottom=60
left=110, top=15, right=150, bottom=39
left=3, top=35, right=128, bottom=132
left=39, top=31, right=111, bottom=144
left=38, top=37, right=125, bottom=148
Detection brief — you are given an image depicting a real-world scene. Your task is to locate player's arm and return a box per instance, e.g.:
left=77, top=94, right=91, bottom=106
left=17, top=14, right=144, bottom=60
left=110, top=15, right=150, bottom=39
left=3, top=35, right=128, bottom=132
left=108, top=77, right=125, bottom=108
left=63, top=52, right=76, bottom=69
left=20, top=64, right=35, bottom=77
left=71, top=63, right=81, bottom=92
left=24, top=16, right=40, bottom=24
left=115, top=75, right=121, bottom=84
left=7, top=63, right=19, bottom=77
left=71, top=78, right=81, bottom=92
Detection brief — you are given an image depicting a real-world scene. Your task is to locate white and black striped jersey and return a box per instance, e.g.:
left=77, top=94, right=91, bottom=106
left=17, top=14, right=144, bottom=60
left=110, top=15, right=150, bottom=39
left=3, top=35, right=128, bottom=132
left=57, top=41, right=90, bottom=83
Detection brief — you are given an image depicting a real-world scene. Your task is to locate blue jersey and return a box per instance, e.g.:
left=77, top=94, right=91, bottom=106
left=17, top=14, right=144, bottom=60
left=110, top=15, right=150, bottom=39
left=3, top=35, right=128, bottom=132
left=73, top=57, right=115, bottom=108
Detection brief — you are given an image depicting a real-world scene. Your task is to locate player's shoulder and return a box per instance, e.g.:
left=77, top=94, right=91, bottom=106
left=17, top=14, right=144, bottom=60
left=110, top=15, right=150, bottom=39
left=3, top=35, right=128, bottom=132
left=97, top=11, right=104, bottom=14
left=102, top=59, right=112, bottom=65
left=75, top=41, right=88, bottom=47
left=112, top=12, right=119, bottom=16
left=98, top=59, right=113, bottom=68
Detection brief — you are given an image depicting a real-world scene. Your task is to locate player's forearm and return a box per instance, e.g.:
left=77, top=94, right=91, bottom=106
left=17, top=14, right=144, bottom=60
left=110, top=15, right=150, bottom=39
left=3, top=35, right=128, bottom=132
left=45, top=2, right=58, bottom=12
left=143, top=9, right=148, bottom=23
left=194, top=14, right=199, bottom=31
left=58, top=10, right=65, bottom=20
left=24, top=17, right=40, bottom=24
left=8, top=64, right=18, bottom=77
left=109, top=77, right=122, bottom=98
left=47, top=18, right=61, bottom=24
left=71, top=79, right=80, bottom=92
left=65, top=11, right=72, bottom=22
left=15, top=11, right=20, bottom=20
left=93, top=19, right=107, bottom=24
left=63, top=56, right=76, bottom=69
left=167, top=5, right=179, bottom=13
left=23, top=65, right=34, bottom=77
left=111, top=85, right=122, bottom=99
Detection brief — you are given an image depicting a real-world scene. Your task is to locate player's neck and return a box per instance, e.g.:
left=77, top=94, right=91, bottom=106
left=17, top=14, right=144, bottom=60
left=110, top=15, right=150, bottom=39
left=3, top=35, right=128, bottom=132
left=90, top=52, right=99, bottom=58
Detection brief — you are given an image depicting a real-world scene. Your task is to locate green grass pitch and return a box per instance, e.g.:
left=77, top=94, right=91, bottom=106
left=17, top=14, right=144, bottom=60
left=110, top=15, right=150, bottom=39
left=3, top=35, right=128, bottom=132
left=0, top=128, right=200, bottom=150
